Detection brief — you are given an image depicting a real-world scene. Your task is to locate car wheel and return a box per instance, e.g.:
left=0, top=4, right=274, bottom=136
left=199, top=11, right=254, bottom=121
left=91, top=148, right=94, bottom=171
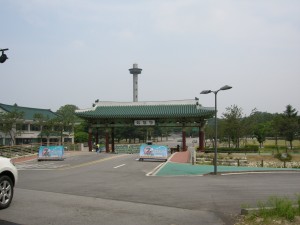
left=0, top=175, right=14, bottom=209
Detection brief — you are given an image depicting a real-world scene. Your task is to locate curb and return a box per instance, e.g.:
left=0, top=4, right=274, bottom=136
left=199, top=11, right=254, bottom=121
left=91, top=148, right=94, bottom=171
left=241, top=205, right=299, bottom=215
left=11, top=154, right=37, bottom=163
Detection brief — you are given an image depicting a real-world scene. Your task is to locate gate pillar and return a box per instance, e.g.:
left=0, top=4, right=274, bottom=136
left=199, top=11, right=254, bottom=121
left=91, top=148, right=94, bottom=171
left=105, top=129, right=110, bottom=153
left=182, top=127, right=187, bottom=151
left=88, top=127, right=93, bottom=152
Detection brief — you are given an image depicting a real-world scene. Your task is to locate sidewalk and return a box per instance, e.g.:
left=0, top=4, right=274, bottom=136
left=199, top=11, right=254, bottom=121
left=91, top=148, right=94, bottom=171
left=154, top=152, right=300, bottom=176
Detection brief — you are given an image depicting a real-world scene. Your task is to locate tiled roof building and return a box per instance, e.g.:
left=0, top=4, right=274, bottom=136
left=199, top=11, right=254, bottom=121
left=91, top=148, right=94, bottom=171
left=0, top=103, right=73, bottom=146
left=75, top=99, right=214, bottom=152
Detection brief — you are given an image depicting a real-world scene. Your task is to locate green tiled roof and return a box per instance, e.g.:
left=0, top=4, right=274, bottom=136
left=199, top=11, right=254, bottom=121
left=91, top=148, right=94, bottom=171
left=75, top=100, right=215, bottom=119
left=0, top=103, right=58, bottom=120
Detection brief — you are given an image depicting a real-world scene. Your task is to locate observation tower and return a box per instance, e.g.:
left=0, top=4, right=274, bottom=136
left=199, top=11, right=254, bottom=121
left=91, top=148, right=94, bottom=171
left=129, top=63, right=142, bottom=102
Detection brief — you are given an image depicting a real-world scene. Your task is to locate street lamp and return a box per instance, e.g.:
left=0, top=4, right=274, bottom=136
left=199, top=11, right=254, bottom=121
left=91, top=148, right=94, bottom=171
left=0, top=48, right=9, bottom=63
left=200, top=85, right=232, bottom=175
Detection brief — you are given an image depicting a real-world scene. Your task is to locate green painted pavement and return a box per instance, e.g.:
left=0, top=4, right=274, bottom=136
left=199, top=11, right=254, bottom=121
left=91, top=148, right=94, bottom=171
left=155, top=162, right=300, bottom=176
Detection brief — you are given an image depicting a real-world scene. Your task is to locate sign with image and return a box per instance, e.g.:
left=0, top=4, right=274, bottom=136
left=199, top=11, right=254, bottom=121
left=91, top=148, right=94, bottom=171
left=139, top=144, right=168, bottom=161
left=38, top=145, right=64, bottom=161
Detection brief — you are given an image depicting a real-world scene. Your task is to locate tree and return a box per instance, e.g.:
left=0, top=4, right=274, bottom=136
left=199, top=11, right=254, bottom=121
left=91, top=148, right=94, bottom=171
left=253, top=123, right=270, bottom=148
left=243, top=109, right=275, bottom=147
left=222, top=105, right=244, bottom=148
left=74, top=131, right=89, bottom=143
left=280, top=105, right=298, bottom=150
left=56, top=104, right=79, bottom=143
left=270, top=113, right=284, bottom=151
left=205, top=118, right=223, bottom=148
left=0, top=110, right=24, bottom=145
left=33, top=113, right=46, bottom=143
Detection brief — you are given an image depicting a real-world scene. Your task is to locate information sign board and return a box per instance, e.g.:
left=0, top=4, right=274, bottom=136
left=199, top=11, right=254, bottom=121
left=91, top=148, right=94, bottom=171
left=139, top=144, right=168, bottom=161
left=38, top=145, right=64, bottom=161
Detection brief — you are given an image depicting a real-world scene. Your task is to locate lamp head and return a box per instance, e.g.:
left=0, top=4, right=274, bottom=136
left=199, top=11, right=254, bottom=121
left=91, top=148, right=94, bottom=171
left=219, top=85, right=232, bottom=91
left=0, top=48, right=9, bottom=63
left=0, top=52, right=8, bottom=63
left=200, top=90, right=212, bottom=94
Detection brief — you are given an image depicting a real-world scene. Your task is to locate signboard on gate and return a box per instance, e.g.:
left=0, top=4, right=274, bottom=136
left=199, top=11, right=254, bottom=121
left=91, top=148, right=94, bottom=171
left=38, top=145, right=64, bottom=161
left=139, top=144, right=168, bottom=161
left=134, top=120, right=155, bottom=126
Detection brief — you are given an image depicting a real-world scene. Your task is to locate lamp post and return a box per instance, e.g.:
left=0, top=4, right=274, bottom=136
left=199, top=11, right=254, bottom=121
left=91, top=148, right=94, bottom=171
left=200, top=85, right=232, bottom=175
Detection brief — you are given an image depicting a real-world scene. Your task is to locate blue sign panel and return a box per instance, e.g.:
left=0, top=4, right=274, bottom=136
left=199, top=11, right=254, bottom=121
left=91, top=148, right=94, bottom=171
left=139, top=144, right=168, bottom=161
left=38, top=146, right=64, bottom=160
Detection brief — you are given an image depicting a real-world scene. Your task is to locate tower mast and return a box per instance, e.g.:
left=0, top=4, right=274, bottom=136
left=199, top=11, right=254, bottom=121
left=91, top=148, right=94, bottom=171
left=129, top=63, right=142, bottom=102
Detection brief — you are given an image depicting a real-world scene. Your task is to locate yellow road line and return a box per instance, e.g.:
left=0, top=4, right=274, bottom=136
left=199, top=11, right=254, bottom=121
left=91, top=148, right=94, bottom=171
left=58, top=154, right=129, bottom=170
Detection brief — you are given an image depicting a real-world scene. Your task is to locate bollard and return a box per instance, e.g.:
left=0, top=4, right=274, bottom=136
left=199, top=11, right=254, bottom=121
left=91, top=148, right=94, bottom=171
left=261, top=159, right=264, bottom=167
left=237, top=159, right=240, bottom=167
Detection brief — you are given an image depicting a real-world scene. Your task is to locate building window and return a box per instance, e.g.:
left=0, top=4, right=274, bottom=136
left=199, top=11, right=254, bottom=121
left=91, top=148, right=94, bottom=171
left=50, top=138, right=59, bottom=144
left=5, top=138, right=11, bottom=145
left=17, top=124, right=28, bottom=131
left=64, top=138, right=72, bottom=143
left=30, top=124, right=41, bottom=131
left=16, top=138, right=32, bottom=145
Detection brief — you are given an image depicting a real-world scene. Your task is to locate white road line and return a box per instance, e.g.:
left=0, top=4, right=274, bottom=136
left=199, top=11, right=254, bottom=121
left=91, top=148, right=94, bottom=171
left=113, top=164, right=126, bottom=169
left=146, top=163, right=164, bottom=176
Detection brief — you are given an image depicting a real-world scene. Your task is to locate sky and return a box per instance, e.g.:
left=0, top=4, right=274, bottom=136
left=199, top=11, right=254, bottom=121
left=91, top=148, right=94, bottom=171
left=1, top=0, right=300, bottom=116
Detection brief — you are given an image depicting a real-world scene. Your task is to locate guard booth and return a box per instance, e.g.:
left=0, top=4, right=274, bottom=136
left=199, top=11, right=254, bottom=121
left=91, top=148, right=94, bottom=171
left=75, top=99, right=214, bottom=152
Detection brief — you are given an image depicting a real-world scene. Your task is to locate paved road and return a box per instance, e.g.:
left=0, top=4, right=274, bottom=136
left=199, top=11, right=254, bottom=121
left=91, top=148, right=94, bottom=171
left=1, top=152, right=300, bottom=225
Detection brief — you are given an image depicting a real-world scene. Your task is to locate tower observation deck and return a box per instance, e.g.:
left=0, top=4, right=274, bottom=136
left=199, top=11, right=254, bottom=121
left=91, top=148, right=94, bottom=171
left=129, top=63, right=142, bottom=102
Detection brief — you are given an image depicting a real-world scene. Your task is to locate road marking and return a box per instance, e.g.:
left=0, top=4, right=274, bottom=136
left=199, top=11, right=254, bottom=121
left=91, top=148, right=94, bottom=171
left=114, top=164, right=126, bottom=169
left=58, top=154, right=129, bottom=170
left=146, top=163, right=165, bottom=176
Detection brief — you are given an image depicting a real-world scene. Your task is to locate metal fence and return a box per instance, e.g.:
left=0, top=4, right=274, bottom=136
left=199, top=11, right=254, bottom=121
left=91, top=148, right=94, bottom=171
left=0, top=143, right=81, bottom=158
left=114, top=145, right=140, bottom=154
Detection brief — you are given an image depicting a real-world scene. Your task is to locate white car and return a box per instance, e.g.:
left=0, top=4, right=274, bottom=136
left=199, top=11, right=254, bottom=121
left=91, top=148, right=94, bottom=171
left=0, top=157, right=18, bottom=209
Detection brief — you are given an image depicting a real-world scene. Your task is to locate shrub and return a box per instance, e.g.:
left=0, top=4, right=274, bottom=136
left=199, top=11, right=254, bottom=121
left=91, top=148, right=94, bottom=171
left=204, top=146, right=259, bottom=154
left=274, top=153, right=292, bottom=162
left=74, top=131, right=89, bottom=143
left=264, top=196, right=296, bottom=221
left=251, top=196, right=299, bottom=222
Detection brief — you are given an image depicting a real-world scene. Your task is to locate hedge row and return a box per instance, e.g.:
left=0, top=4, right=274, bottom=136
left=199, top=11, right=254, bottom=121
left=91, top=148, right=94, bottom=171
left=204, top=146, right=259, bottom=153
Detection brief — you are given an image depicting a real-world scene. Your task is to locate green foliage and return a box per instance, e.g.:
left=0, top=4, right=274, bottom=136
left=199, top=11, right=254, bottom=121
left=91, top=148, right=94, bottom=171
left=243, top=195, right=300, bottom=224
left=297, top=194, right=300, bottom=214
left=279, top=105, right=299, bottom=149
left=222, top=105, right=244, bottom=148
left=56, top=104, right=79, bottom=134
left=204, top=146, right=259, bottom=153
left=263, top=145, right=286, bottom=150
left=74, top=119, right=88, bottom=133
left=74, top=131, right=89, bottom=143
left=33, top=113, right=53, bottom=139
left=253, top=123, right=272, bottom=147
left=213, top=105, right=299, bottom=152
left=0, top=110, right=24, bottom=145
left=258, top=196, right=297, bottom=221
